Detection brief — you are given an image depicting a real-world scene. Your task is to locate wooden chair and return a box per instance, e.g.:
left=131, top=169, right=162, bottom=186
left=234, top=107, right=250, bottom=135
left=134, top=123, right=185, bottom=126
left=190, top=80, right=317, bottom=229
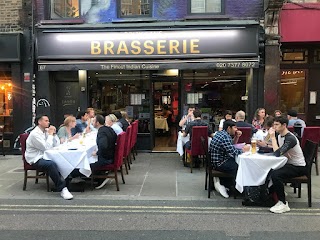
left=90, top=132, right=126, bottom=191
left=20, top=133, right=50, bottom=191
left=300, top=127, right=320, bottom=175
left=0, top=125, right=5, bottom=156
left=285, top=139, right=318, bottom=207
left=185, top=126, right=208, bottom=173
left=236, top=127, right=252, bottom=144
left=201, top=136, right=236, bottom=199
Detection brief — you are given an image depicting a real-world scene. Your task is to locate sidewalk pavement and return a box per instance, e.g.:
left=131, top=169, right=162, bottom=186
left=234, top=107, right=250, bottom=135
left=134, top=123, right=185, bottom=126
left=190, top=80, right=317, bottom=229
left=0, top=153, right=320, bottom=207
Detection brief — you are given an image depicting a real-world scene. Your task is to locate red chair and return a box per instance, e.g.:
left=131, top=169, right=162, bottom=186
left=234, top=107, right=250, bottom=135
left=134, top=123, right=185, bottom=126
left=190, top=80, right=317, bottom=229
left=288, top=126, right=294, bottom=133
left=130, top=120, right=138, bottom=160
left=123, top=125, right=132, bottom=172
left=185, top=126, right=208, bottom=173
left=236, top=127, right=252, bottom=144
left=90, top=132, right=126, bottom=191
left=301, top=127, right=320, bottom=175
left=20, top=133, right=49, bottom=191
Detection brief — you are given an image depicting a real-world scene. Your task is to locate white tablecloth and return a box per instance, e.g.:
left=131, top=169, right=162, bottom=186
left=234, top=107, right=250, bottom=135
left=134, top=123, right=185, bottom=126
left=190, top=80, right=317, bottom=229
left=155, top=117, right=169, bottom=131
left=43, top=132, right=98, bottom=179
left=235, top=153, right=287, bottom=193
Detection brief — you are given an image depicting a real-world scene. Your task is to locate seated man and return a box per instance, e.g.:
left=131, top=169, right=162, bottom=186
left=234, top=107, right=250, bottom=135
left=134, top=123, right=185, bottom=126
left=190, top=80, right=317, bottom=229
left=179, top=106, right=195, bottom=130
left=25, top=114, right=73, bottom=200
left=210, top=120, right=250, bottom=198
left=114, top=111, right=129, bottom=131
left=235, top=110, right=256, bottom=134
left=91, top=114, right=118, bottom=189
left=287, top=109, right=306, bottom=137
left=72, top=111, right=91, bottom=135
left=268, top=115, right=306, bottom=214
left=182, top=109, right=213, bottom=149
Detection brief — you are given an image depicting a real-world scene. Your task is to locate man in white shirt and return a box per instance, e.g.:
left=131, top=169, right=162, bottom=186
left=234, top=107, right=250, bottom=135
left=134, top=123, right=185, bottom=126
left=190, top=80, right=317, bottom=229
left=268, top=115, right=306, bottom=213
left=25, top=115, right=73, bottom=200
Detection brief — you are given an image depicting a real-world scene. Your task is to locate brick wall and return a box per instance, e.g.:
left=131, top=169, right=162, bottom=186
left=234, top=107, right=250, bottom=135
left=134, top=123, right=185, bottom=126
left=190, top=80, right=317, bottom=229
left=0, top=0, right=24, bottom=32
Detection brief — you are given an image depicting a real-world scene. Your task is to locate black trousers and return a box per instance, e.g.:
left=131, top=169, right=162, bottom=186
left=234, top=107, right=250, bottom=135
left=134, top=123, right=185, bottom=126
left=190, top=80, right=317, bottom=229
left=270, top=164, right=307, bottom=203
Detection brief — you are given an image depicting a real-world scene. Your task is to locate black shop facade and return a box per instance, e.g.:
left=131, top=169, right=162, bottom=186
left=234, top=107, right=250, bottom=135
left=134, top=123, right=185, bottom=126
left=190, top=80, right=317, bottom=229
left=35, top=24, right=263, bottom=151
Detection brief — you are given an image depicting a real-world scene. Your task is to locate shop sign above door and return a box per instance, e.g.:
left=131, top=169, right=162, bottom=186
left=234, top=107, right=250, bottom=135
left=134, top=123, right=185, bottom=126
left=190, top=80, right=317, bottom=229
left=37, top=27, right=259, bottom=60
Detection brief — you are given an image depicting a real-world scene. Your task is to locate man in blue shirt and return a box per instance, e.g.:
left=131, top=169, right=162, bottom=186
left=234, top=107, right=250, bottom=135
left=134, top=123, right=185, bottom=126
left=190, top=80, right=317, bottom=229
left=210, top=120, right=250, bottom=198
left=72, top=111, right=91, bottom=135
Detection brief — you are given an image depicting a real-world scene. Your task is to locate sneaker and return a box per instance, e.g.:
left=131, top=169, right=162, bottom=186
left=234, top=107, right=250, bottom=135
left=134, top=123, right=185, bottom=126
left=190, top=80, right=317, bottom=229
left=214, top=181, right=229, bottom=198
left=270, top=201, right=290, bottom=214
left=95, top=178, right=109, bottom=190
left=60, top=187, right=73, bottom=200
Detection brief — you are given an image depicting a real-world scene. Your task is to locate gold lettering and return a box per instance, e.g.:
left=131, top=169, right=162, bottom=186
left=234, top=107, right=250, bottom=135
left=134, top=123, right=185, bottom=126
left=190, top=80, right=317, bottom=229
left=104, top=41, right=114, bottom=54
left=190, top=39, right=200, bottom=53
left=91, top=41, right=101, bottom=55
left=182, top=40, right=187, bottom=53
left=169, top=40, right=180, bottom=54
left=157, top=40, right=166, bottom=54
left=144, top=40, right=154, bottom=54
left=117, top=41, right=129, bottom=54
left=131, top=41, right=141, bottom=54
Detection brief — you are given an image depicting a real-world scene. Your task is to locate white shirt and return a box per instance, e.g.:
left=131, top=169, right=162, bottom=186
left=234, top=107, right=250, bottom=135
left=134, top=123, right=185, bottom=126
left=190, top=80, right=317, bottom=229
left=25, top=126, right=60, bottom=164
left=111, top=123, right=124, bottom=135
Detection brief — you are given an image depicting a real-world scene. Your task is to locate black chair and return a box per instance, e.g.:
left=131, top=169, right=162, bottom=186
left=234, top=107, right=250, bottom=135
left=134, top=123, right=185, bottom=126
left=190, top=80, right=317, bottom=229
left=201, top=136, right=236, bottom=199
left=285, top=139, right=318, bottom=207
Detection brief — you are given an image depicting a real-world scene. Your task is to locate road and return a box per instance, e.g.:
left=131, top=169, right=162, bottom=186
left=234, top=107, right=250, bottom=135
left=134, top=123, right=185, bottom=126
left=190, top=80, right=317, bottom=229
left=0, top=199, right=320, bottom=240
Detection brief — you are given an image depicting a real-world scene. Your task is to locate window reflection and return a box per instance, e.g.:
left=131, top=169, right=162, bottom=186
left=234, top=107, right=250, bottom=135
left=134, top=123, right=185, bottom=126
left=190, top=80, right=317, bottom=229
left=280, top=70, right=305, bottom=113
left=52, top=0, right=80, bottom=19
left=190, top=0, right=222, bottom=14
left=120, top=0, right=151, bottom=17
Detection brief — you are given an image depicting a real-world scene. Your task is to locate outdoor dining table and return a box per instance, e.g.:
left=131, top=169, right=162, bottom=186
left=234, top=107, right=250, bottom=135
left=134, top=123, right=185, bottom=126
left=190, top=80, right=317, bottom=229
left=43, top=132, right=98, bottom=179
left=235, top=152, right=288, bottom=193
left=176, top=131, right=212, bottom=156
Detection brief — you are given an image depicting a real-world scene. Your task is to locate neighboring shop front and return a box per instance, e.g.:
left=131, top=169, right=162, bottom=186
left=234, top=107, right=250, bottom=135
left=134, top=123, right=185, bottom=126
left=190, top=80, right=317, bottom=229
left=35, top=23, right=263, bottom=151
left=279, top=3, right=320, bottom=125
left=0, top=33, right=24, bottom=151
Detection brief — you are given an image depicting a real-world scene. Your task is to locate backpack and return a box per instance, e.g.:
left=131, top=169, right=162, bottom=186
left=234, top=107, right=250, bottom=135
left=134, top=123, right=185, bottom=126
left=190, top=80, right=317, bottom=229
left=242, top=170, right=276, bottom=207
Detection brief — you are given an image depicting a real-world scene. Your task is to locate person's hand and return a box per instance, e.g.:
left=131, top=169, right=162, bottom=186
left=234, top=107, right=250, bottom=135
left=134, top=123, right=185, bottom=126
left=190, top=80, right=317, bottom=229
left=92, top=151, right=97, bottom=156
left=257, top=140, right=267, bottom=147
left=235, top=130, right=242, bottom=138
left=242, top=144, right=251, bottom=152
left=73, top=133, right=80, bottom=139
left=47, top=125, right=56, bottom=135
left=268, top=127, right=276, bottom=139
left=187, top=111, right=193, bottom=118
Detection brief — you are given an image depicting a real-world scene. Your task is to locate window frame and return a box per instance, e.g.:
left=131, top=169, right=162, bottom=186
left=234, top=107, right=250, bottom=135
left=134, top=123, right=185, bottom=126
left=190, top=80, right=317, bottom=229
left=187, top=0, right=225, bottom=15
left=117, top=0, right=153, bottom=18
left=50, top=0, right=81, bottom=20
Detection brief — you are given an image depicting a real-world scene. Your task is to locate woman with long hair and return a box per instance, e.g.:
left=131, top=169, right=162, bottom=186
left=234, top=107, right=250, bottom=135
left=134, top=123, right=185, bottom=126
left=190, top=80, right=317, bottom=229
left=57, top=116, right=80, bottom=143
left=252, top=108, right=266, bottom=130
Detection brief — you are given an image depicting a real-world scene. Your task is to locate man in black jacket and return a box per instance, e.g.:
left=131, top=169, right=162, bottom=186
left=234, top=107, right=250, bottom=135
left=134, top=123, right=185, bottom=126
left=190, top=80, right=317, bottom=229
left=91, top=114, right=117, bottom=169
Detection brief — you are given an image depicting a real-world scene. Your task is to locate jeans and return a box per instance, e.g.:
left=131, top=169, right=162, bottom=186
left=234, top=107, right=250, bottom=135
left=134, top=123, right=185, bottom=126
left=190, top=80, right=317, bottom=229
left=33, top=159, right=66, bottom=192
left=270, top=164, right=307, bottom=203
left=216, top=158, right=238, bottom=188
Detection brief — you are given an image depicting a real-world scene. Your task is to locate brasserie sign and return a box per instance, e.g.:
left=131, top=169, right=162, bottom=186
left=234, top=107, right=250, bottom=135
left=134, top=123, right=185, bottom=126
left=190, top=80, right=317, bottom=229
left=37, top=27, right=259, bottom=60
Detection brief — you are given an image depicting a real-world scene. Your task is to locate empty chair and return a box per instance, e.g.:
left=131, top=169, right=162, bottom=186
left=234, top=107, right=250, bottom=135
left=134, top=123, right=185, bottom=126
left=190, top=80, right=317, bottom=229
left=130, top=120, right=138, bottom=160
left=123, top=125, right=132, bottom=172
left=185, top=126, right=208, bottom=173
left=285, top=139, right=318, bottom=207
left=301, top=126, right=320, bottom=175
left=20, top=133, right=49, bottom=191
left=90, top=132, right=126, bottom=191
left=236, top=127, right=252, bottom=144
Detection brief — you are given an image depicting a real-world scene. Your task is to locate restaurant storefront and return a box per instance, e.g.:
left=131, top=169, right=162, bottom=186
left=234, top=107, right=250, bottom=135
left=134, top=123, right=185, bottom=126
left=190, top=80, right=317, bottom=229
left=35, top=23, right=263, bottom=151
left=0, top=33, right=25, bottom=151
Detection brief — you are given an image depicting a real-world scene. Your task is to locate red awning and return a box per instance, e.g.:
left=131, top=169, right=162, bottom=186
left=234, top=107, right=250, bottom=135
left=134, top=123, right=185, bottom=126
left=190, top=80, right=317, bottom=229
left=280, top=3, right=320, bottom=42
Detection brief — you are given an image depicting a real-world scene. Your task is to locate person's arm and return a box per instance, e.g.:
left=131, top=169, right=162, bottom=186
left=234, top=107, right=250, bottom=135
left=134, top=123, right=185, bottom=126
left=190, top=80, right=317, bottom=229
left=233, top=130, right=242, bottom=144
left=223, top=135, right=243, bottom=158
left=218, top=119, right=224, bottom=131
left=179, top=115, right=188, bottom=127
left=274, top=134, right=297, bottom=157
left=29, top=128, right=55, bottom=151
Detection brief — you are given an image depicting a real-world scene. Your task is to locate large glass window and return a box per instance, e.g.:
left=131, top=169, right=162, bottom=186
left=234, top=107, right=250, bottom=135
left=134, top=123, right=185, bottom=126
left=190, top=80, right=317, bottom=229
left=89, top=70, right=151, bottom=133
left=280, top=69, right=306, bottom=113
left=119, top=0, right=151, bottom=17
left=0, top=72, right=13, bottom=132
left=189, top=0, right=223, bottom=14
left=51, top=0, right=80, bottom=19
